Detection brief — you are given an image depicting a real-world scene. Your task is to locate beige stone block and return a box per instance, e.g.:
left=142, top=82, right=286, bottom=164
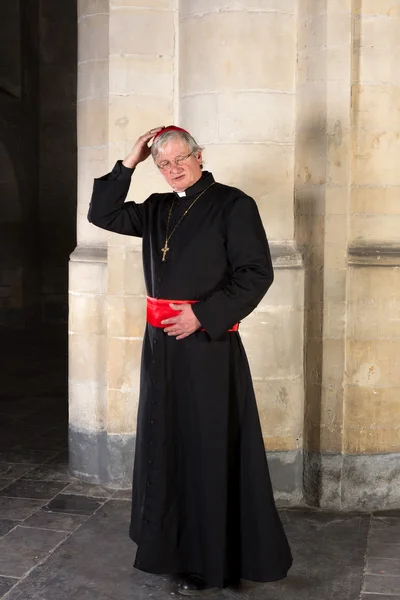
left=322, top=338, right=345, bottom=386
left=107, top=389, right=139, bottom=434
left=204, top=143, right=294, bottom=241
left=180, top=95, right=219, bottom=144
left=254, top=378, right=304, bottom=450
left=325, top=186, right=349, bottom=216
left=78, top=145, right=109, bottom=211
left=358, top=15, right=400, bottom=49
left=295, top=131, right=327, bottom=187
left=109, top=55, right=173, bottom=96
left=107, top=295, right=146, bottom=337
left=241, top=308, right=303, bottom=379
left=77, top=97, right=108, bottom=147
left=346, top=339, right=400, bottom=387
left=344, top=426, right=400, bottom=454
left=69, top=380, right=107, bottom=432
left=354, top=85, right=400, bottom=131
left=323, top=268, right=347, bottom=304
left=327, top=128, right=351, bottom=186
left=111, top=0, right=171, bottom=7
left=296, top=82, right=327, bottom=131
left=347, top=266, right=400, bottom=340
left=324, top=247, right=347, bottom=271
left=353, top=129, right=400, bottom=186
left=327, top=81, right=352, bottom=129
left=108, top=337, right=142, bottom=392
left=109, top=9, right=174, bottom=56
left=323, top=300, right=346, bottom=339
left=345, top=386, right=400, bottom=429
left=78, top=213, right=110, bottom=246
left=351, top=186, right=400, bottom=215
left=180, top=0, right=296, bottom=16
left=324, top=215, right=348, bottom=247
left=69, top=259, right=108, bottom=295
left=78, top=13, right=109, bottom=63
left=327, top=12, right=352, bottom=47
left=296, top=50, right=325, bottom=87
left=108, top=247, right=146, bottom=296
left=297, top=14, right=327, bottom=52
left=319, top=421, right=344, bottom=453
left=108, top=94, right=172, bottom=144
left=180, top=12, right=296, bottom=93
left=69, top=293, right=106, bottom=335
left=217, top=92, right=294, bottom=144
left=358, top=1, right=400, bottom=16
left=69, top=332, right=107, bottom=386
left=350, top=214, right=400, bottom=244
left=78, top=59, right=108, bottom=101
left=78, top=0, right=109, bottom=19
left=260, top=268, right=304, bottom=309
left=355, top=46, right=400, bottom=85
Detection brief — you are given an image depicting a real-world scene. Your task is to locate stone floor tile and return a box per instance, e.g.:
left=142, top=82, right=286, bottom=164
left=369, top=528, right=400, bottom=545
left=0, top=526, right=67, bottom=578
left=0, top=479, right=9, bottom=491
left=0, top=463, right=37, bottom=480
left=62, top=481, right=114, bottom=498
left=366, top=557, right=400, bottom=576
left=372, top=516, right=400, bottom=526
left=112, top=489, right=132, bottom=500
left=0, top=480, right=69, bottom=500
left=23, top=508, right=88, bottom=532
left=44, top=494, right=104, bottom=516
left=0, top=520, right=18, bottom=538
left=0, top=576, right=17, bottom=596
left=21, top=464, right=76, bottom=483
left=0, top=498, right=45, bottom=520
left=363, top=574, right=400, bottom=595
left=368, top=543, right=400, bottom=560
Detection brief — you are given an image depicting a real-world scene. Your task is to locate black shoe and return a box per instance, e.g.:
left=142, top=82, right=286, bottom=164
left=177, top=574, right=221, bottom=596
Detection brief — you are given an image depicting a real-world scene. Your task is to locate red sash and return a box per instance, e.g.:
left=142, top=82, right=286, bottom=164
left=146, top=296, right=239, bottom=332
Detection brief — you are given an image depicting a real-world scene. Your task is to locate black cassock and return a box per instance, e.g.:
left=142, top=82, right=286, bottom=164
left=88, top=161, right=292, bottom=588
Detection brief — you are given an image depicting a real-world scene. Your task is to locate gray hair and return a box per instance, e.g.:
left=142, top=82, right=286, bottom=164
left=151, top=130, right=203, bottom=162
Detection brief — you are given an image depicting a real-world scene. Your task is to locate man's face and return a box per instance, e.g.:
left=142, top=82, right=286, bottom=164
left=154, top=137, right=203, bottom=192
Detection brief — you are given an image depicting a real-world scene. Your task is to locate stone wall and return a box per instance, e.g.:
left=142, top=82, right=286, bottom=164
left=70, top=0, right=400, bottom=509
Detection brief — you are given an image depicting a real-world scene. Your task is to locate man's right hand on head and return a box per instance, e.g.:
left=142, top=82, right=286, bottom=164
left=122, top=127, right=164, bottom=169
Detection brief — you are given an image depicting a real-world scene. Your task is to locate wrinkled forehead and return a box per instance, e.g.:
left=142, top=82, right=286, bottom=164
left=154, top=137, right=191, bottom=160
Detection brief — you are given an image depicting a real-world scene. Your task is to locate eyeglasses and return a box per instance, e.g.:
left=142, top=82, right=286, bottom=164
left=156, top=152, right=195, bottom=171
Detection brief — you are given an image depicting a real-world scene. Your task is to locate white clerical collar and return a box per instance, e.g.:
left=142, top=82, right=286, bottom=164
left=176, top=191, right=186, bottom=197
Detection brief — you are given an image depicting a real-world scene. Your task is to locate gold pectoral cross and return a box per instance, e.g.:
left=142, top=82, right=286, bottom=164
left=161, top=243, right=169, bottom=262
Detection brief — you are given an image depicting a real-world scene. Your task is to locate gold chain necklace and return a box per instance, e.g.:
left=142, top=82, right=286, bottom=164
left=161, top=181, right=215, bottom=262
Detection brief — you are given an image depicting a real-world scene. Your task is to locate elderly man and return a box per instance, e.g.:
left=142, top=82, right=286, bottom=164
left=88, top=126, right=292, bottom=596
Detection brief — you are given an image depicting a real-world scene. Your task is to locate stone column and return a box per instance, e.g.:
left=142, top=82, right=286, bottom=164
left=344, top=0, right=400, bottom=509
left=69, top=0, right=174, bottom=486
left=180, top=0, right=305, bottom=503
left=297, top=0, right=400, bottom=510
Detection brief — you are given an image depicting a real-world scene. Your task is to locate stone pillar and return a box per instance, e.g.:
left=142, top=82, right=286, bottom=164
left=344, top=0, right=400, bottom=509
left=297, top=0, right=400, bottom=510
left=180, top=0, right=305, bottom=503
left=69, top=0, right=174, bottom=486
left=295, top=0, right=353, bottom=508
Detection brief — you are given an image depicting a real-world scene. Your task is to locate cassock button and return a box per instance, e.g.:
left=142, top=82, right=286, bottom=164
left=148, top=460, right=153, bottom=465
left=150, top=420, right=154, bottom=425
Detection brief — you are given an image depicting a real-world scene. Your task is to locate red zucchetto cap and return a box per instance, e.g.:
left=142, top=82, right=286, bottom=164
left=152, top=125, right=191, bottom=142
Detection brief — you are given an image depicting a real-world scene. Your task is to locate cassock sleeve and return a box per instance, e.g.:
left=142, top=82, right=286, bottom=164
left=87, top=160, right=146, bottom=237
left=192, top=194, right=274, bottom=340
